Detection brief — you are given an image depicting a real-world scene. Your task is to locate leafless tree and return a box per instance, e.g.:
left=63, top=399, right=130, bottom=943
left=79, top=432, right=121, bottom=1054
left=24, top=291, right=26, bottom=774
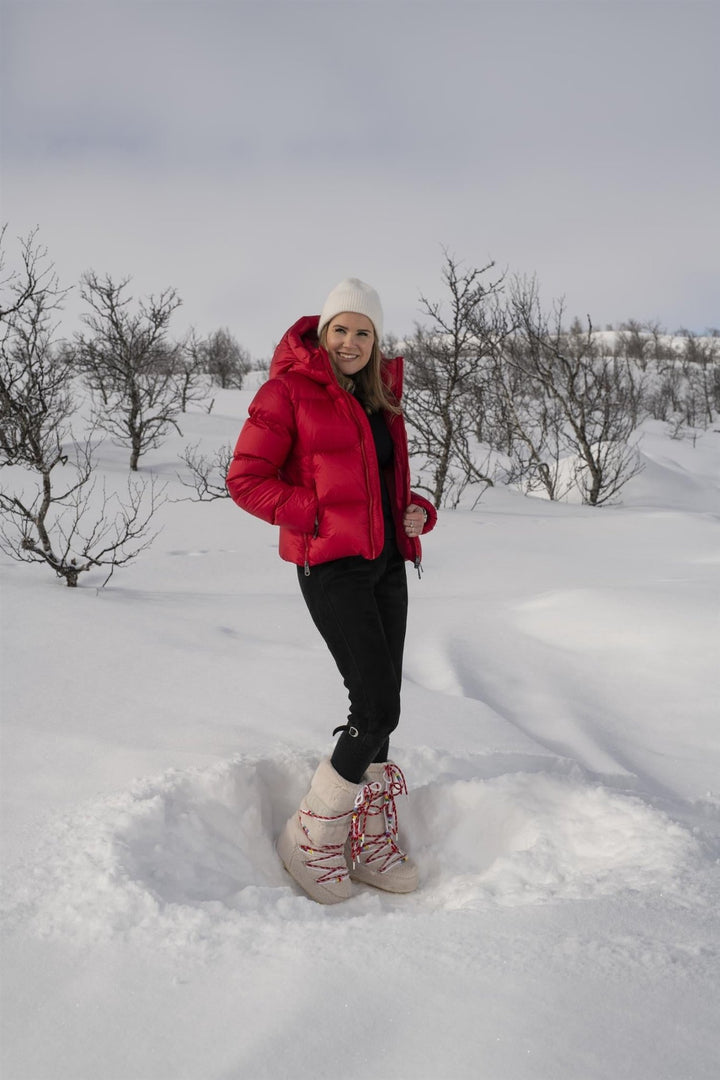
left=613, top=323, right=720, bottom=432
left=678, top=331, right=720, bottom=428
left=403, top=253, right=505, bottom=507
left=0, top=236, right=162, bottom=586
left=74, top=272, right=184, bottom=470
left=506, top=279, right=643, bottom=505
left=163, top=330, right=214, bottom=413
left=1, top=438, right=163, bottom=587
left=616, top=319, right=677, bottom=369
left=615, top=320, right=654, bottom=369
left=0, top=225, right=63, bottom=324
left=482, top=330, right=572, bottom=501
left=198, top=327, right=252, bottom=389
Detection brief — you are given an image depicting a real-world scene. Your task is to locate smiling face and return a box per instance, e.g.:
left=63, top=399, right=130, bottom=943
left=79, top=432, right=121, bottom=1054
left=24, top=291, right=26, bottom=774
left=324, top=312, right=375, bottom=376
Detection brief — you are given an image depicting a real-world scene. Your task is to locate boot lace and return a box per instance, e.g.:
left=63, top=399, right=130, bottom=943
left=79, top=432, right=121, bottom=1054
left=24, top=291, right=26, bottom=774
left=350, top=763, right=409, bottom=874
left=298, top=808, right=351, bottom=885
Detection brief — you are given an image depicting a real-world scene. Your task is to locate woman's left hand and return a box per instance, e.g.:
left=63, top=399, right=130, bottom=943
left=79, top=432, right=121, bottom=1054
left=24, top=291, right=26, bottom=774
left=403, top=504, right=427, bottom=537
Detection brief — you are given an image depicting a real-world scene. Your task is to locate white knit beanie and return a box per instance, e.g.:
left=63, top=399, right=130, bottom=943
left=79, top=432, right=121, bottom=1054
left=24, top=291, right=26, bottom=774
left=317, top=278, right=383, bottom=341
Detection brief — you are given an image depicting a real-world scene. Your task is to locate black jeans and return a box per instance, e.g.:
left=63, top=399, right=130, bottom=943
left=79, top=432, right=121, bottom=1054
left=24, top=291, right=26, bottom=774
left=297, top=537, right=408, bottom=784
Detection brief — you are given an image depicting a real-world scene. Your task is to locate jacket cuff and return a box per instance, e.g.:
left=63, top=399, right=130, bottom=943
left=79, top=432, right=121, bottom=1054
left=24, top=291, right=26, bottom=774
left=410, top=492, right=438, bottom=534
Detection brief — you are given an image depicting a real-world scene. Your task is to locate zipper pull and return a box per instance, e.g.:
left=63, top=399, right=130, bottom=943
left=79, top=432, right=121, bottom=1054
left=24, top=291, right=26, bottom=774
left=304, top=559, right=311, bottom=577
left=414, top=556, right=423, bottom=580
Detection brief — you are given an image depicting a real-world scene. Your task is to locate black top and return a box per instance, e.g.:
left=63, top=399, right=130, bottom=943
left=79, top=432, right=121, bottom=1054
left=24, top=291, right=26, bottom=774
left=350, top=376, right=396, bottom=537
left=366, top=409, right=395, bottom=537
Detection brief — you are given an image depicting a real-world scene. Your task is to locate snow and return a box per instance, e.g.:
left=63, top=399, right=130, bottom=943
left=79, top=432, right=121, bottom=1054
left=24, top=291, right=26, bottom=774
left=1, top=394, right=719, bottom=1080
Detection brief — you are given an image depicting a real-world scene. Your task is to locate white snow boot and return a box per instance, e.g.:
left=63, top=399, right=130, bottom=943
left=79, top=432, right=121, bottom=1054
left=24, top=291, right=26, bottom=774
left=277, top=758, right=358, bottom=905
left=347, top=762, right=419, bottom=894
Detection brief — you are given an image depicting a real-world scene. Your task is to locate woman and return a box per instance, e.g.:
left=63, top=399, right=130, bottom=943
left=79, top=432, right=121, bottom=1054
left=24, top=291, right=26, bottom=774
left=227, top=278, right=436, bottom=905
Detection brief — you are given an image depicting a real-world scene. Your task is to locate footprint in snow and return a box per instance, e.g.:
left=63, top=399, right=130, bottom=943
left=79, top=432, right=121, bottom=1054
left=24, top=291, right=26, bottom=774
left=1, top=749, right=701, bottom=949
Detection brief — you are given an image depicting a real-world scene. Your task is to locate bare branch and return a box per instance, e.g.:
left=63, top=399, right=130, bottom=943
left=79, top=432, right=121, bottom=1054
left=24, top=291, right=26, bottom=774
left=176, top=441, right=232, bottom=501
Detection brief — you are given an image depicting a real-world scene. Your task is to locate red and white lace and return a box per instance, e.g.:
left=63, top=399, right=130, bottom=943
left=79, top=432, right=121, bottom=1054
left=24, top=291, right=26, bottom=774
left=297, top=807, right=352, bottom=885
left=349, top=762, right=410, bottom=874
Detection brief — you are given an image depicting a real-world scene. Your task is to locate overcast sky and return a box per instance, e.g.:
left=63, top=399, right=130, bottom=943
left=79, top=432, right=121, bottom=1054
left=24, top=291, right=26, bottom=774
left=2, top=0, right=718, bottom=357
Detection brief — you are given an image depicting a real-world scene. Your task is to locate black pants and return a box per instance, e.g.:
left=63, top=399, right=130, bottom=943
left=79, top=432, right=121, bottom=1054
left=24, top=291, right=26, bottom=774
left=297, top=537, right=408, bottom=784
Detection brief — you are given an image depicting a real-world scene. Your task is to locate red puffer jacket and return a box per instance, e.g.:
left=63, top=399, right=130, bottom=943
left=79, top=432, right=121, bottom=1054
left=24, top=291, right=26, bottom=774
left=227, top=315, right=436, bottom=571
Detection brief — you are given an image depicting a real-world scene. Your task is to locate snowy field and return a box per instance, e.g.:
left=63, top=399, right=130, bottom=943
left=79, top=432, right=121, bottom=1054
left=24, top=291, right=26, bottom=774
left=1, top=390, right=719, bottom=1080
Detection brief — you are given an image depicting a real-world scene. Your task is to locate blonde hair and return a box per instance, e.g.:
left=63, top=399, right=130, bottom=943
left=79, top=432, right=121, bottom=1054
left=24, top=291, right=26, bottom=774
left=319, top=325, right=402, bottom=415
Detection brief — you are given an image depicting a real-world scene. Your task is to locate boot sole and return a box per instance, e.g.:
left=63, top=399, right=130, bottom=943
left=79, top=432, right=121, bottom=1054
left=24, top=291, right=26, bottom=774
left=349, top=864, right=419, bottom=894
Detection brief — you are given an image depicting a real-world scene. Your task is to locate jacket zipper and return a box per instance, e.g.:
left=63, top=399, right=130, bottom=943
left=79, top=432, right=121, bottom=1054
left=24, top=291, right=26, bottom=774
left=353, top=400, right=381, bottom=560
left=303, top=512, right=320, bottom=576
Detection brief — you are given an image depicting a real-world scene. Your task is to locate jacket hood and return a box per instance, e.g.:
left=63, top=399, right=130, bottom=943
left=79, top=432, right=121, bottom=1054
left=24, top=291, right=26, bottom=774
left=269, top=316, right=329, bottom=382
left=269, top=315, right=403, bottom=398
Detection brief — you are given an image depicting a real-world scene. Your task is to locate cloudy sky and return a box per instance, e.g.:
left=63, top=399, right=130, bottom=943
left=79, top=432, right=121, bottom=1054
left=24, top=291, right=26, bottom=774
left=2, top=0, right=718, bottom=357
